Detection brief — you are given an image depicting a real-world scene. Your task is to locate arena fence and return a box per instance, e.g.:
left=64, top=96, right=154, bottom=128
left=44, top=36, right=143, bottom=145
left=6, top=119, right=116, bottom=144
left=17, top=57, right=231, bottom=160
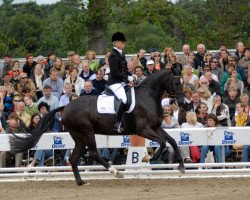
left=0, top=127, right=250, bottom=182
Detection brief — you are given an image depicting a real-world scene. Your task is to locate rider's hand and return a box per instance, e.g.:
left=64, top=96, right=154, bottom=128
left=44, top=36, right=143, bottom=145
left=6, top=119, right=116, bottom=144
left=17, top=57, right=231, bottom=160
left=128, top=82, right=135, bottom=87
left=127, top=76, right=134, bottom=82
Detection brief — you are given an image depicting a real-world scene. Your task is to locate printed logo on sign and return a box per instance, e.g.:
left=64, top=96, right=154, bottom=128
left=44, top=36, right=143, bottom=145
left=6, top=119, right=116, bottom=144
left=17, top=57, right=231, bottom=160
left=52, top=136, right=65, bottom=148
left=222, top=131, right=236, bottom=144
left=178, top=132, right=193, bottom=145
left=149, top=141, right=160, bottom=147
left=121, top=135, right=130, bottom=147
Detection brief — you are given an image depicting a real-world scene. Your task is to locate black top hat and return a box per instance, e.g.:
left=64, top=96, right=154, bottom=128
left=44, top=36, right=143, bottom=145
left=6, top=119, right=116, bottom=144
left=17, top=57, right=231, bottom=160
left=112, top=32, right=126, bottom=42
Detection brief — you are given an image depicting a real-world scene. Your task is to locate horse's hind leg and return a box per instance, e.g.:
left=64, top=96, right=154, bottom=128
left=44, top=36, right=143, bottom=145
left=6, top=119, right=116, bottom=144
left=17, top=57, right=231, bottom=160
left=69, top=142, right=87, bottom=186
left=86, top=134, right=124, bottom=178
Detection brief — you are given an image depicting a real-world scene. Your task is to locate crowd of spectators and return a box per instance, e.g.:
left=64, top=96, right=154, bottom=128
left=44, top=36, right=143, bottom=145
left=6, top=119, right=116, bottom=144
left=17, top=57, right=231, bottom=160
left=0, top=41, right=249, bottom=168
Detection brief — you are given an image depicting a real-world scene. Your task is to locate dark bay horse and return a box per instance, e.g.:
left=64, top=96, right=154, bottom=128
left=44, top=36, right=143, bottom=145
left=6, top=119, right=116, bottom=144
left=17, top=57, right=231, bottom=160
left=10, top=69, right=185, bottom=186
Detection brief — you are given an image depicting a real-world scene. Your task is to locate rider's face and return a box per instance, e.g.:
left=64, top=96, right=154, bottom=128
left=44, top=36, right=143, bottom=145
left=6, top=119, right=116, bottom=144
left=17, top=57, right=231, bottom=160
left=116, top=41, right=126, bottom=50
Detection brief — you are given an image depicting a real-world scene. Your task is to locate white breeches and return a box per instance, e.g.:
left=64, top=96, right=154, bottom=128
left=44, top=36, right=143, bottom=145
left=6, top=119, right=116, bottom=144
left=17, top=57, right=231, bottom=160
left=109, top=83, right=127, bottom=104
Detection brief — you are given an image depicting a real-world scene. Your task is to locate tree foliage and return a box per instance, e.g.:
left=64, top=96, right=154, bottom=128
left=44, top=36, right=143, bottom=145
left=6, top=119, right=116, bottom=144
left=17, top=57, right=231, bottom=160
left=0, top=0, right=249, bottom=57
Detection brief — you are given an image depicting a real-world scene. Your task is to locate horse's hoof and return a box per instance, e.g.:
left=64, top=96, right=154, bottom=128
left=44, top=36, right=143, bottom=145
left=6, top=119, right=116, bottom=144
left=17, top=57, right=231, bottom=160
left=178, top=163, right=185, bottom=174
left=115, top=172, right=124, bottom=178
left=76, top=180, right=85, bottom=186
left=142, top=155, right=151, bottom=163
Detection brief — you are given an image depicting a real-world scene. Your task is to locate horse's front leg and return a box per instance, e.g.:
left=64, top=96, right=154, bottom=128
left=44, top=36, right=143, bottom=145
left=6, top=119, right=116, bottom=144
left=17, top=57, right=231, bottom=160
left=140, top=126, right=185, bottom=174
left=156, top=127, right=185, bottom=173
left=139, top=126, right=167, bottom=162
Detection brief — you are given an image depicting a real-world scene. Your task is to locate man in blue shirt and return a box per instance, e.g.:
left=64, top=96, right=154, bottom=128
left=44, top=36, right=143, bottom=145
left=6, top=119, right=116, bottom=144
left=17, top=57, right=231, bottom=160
left=80, top=80, right=100, bottom=96
left=59, top=83, right=73, bottom=106
left=38, top=85, right=59, bottom=110
left=43, top=68, right=64, bottom=100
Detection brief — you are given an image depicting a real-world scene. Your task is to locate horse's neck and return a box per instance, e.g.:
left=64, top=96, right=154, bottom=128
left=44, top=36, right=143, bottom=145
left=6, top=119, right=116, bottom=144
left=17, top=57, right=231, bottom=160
left=138, top=77, right=166, bottom=118
left=149, top=87, right=164, bottom=102
left=136, top=86, right=163, bottom=119
left=144, top=75, right=167, bottom=99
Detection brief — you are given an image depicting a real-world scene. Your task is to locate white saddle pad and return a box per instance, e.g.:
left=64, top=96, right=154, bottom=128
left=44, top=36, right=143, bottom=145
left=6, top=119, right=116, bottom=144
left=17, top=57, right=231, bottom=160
left=97, top=87, right=135, bottom=114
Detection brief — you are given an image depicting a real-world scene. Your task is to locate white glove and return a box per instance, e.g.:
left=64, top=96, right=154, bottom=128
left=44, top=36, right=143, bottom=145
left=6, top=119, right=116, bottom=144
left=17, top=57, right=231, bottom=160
left=132, top=74, right=138, bottom=81
left=127, top=76, right=134, bottom=82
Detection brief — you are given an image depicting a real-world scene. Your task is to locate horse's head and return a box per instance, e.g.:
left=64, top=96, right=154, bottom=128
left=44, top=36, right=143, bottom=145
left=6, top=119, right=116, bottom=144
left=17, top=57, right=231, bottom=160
left=140, top=69, right=184, bottom=106
left=157, top=69, right=184, bottom=106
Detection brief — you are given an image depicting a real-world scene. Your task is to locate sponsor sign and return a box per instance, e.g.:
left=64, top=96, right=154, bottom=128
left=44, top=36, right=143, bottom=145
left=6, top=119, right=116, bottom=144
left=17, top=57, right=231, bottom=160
left=121, top=135, right=130, bottom=147
left=178, top=132, right=193, bottom=145
left=222, top=131, right=236, bottom=144
left=52, top=136, right=65, bottom=148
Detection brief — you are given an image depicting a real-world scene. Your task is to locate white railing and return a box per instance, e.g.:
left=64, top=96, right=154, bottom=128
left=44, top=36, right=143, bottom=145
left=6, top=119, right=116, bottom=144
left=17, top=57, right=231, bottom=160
left=1, top=127, right=249, bottom=182
left=1, top=163, right=250, bottom=182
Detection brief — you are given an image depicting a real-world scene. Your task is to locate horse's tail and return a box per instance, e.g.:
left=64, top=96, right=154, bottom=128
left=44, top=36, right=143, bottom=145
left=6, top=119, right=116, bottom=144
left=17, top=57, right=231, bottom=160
left=10, top=106, right=65, bottom=153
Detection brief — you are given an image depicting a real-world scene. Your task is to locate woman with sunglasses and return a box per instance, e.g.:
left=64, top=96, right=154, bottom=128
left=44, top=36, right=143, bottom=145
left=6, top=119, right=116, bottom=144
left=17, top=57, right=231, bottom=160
left=153, top=51, right=165, bottom=70
left=209, top=57, right=224, bottom=83
left=16, top=73, right=37, bottom=101
left=12, top=94, right=22, bottom=112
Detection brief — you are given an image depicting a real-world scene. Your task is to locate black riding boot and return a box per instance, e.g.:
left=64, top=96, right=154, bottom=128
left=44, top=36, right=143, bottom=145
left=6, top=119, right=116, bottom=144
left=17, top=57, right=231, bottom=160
left=113, top=100, right=125, bottom=133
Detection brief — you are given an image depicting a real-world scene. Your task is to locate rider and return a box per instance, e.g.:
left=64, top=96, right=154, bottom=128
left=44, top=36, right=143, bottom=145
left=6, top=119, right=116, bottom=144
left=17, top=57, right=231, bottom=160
left=108, top=32, right=134, bottom=133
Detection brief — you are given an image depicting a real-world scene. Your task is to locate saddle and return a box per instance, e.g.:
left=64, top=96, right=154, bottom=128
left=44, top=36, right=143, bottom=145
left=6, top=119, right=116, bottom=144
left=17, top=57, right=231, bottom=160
left=97, top=85, right=135, bottom=114
left=102, top=85, right=132, bottom=111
